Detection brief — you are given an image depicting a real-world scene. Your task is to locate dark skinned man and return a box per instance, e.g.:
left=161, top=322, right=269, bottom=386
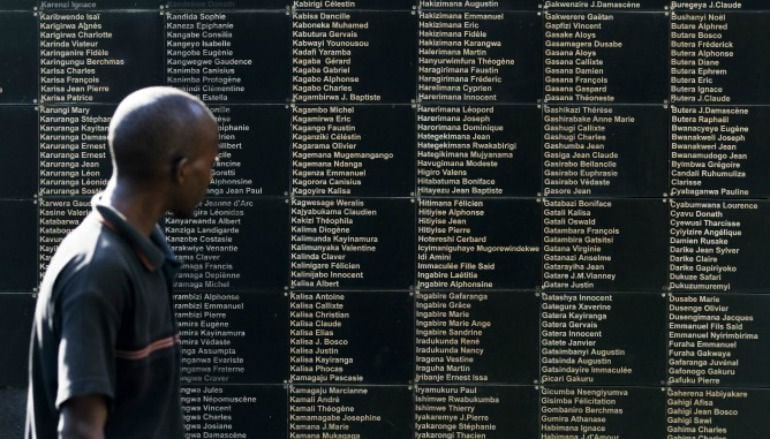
left=26, top=86, right=219, bottom=439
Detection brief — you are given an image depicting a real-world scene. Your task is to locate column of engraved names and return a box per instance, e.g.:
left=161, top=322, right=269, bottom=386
left=289, top=385, right=386, bottom=438
left=418, top=199, right=504, bottom=290
left=168, top=174, right=258, bottom=434
left=666, top=262, right=770, bottom=437
left=417, top=9, right=522, bottom=198
left=670, top=11, right=733, bottom=106
left=38, top=11, right=118, bottom=272
left=175, top=258, right=287, bottom=437
left=542, top=199, right=618, bottom=291
left=164, top=11, right=272, bottom=438
left=292, top=10, right=379, bottom=105
left=670, top=11, right=749, bottom=199
left=416, top=199, right=541, bottom=438
left=165, top=11, right=247, bottom=102
left=165, top=11, right=249, bottom=390
left=540, top=292, right=627, bottom=385
left=290, top=10, right=415, bottom=284
left=39, top=11, right=115, bottom=197
left=667, top=199, right=747, bottom=293
left=543, top=8, right=650, bottom=285
left=414, top=291, right=497, bottom=438
left=291, top=10, right=408, bottom=198
left=38, top=104, right=109, bottom=199
left=165, top=11, right=253, bottom=298
left=665, top=388, right=758, bottom=438
left=289, top=291, right=358, bottom=385
left=416, top=8, right=537, bottom=289
left=542, top=6, right=668, bottom=284
left=179, top=385, right=259, bottom=439
left=39, top=11, right=117, bottom=105
left=415, top=200, right=539, bottom=438
left=292, top=28, right=417, bottom=408
left=166, top=201, right=247, bottom=290
left=668, top=293, right=757, bottom=387
left=289, top=199, right=378, bottom=289
left=542, top=104, right=630, bottom=198
left=165, top=7, right=289, bottom=196
left=288, top=292, right=379, bottom=437
left=38, top=198, right=92, bottom=274
left=165, top=10, right=264, bottom=195
left=540, top=289, right=667, bottom=436
left=417, top=6, right=541, bottom=439
left=290, top=9, right=380, bottom=288
left=172, top=245, right=247, bottom=370
left=290, top=16, right=393, bottom=385
left=667, top=5, right=770, bottom=438
left=38, top=9, right=161, bottom=272
left=544, top=11, right=619, bottom=105
left=542, top=5, right=669, bottom=438
left=416, top=9, right=541, bottom=288
left=417, top=9, right=512, bottom=104
left=415, top=287, right=541, bottom=438
left=175, top=291, right=249, bottom=437
left=288, top=199, right=415, bottom=438
left=416, top=291, right=490, bottom=384
left=539, top=387, right=630, bottom=438
left=666, top=7, right=764, bottom=291
left=288, top=288, right=413, bottom=437
left=290, top=8, right=413, bottom=438
left=666, top=200, right=768, bottom=438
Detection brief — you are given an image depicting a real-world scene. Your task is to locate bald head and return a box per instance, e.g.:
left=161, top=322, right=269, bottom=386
left=108, top=86, right=217, bottom=185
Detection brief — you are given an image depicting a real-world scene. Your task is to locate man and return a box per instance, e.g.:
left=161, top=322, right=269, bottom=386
left=26, top=86, right=219, bottom=438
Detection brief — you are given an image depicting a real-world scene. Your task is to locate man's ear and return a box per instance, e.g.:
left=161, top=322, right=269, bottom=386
left=172, top=156, right=189, bottom=184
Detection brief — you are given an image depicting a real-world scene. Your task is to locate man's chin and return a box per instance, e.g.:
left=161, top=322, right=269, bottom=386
left=169, top=196, right=206, bottom=219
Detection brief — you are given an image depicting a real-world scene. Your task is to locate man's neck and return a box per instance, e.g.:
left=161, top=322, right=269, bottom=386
left=101, top=178, right=166, bottom=236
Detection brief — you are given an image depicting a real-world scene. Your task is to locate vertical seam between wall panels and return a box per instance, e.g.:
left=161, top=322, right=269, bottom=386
left=36, top=6, right=41, bottom=287
left=412, top=4, right=419, bottom=438
left=537, top=5, right=545, bottom=438
left=665, top=3, right=672, bottom=399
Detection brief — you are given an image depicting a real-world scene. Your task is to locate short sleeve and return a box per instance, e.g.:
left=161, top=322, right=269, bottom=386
left=55, top=286, right=123, bottom=409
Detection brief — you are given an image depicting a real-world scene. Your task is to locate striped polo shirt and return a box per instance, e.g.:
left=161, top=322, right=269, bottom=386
left=26, top=195, right=185, bottom=438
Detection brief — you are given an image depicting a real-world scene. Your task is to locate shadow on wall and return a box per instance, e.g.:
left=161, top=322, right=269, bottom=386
left=0, top=387, right=26, bottom=438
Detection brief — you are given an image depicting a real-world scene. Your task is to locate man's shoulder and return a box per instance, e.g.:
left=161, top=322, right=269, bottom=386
left=44, top=214, right=134, bottom=296
left=32, top=214, right=136, bottom=347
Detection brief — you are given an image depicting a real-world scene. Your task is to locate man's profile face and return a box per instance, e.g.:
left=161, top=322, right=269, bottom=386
left=171, top=117, right=219, bottom=218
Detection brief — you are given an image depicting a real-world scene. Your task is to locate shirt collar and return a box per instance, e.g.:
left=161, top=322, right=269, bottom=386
left=91, top=193, right=180, bottom=272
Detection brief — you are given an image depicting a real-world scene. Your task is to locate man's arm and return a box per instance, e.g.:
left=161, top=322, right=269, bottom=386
left=58, top=395, right=108, bottom=439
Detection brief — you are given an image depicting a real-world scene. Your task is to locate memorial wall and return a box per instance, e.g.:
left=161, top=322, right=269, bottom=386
left=1, top=0, right=770, bottom=437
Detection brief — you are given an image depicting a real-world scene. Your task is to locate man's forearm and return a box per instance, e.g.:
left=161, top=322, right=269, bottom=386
left=58, top=395, right=108, bottom=439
